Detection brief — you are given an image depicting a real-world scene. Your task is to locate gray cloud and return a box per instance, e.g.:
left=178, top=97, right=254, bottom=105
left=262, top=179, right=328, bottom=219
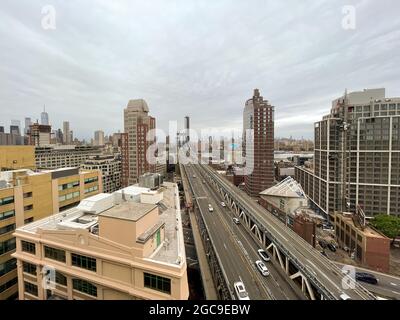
left=0, top=0, right=399, bottom=140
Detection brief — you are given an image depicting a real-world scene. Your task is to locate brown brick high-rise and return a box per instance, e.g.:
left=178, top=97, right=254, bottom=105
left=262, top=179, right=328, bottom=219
left=243, top=89, right=275, bottom=197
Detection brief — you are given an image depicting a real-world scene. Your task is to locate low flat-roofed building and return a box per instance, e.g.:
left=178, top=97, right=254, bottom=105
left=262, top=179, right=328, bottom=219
left=12, top=182, right=188, bottom=300
left=334, top=212, right=390, bottom=273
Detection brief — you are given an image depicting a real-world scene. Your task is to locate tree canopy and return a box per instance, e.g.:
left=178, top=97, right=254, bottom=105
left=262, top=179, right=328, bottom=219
left=370, top=214, right=400, bottom=241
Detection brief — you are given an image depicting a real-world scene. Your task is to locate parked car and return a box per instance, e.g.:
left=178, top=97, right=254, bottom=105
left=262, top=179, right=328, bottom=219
left=318, top=240, right=327, bottom=249
left=257, top=249, right=270, bottom=262
left=327, top=243, right=336, bottom=252
left=232, top=217, right=240, bottom=224
left=356, top=272, right=378, bottom=285
left=255, top=260, right=269, bottom=276
left=221, top=202, right=226, bottom=207
left=193, top=175, right=196, bottom=178
left=234, top=281, right=250, bottom=300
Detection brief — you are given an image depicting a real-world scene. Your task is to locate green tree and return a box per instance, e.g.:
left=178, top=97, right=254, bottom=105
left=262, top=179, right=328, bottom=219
left=370, top=214, right=400, bottom=244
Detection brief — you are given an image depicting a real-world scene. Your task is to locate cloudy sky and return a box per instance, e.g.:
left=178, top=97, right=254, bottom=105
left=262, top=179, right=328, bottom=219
left=1, top=0, right=399, bottom=140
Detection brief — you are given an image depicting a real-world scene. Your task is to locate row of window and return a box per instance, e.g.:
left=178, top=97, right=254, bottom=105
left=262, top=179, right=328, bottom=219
left=0, top=277, right=17, bottom=293
left=0, top=238, right=16, bottom=255
left=58, top=181, right=80, bottom=191
left=0, top=223, right=15, bottom=236
left=0, top=258, right=17, bottom=277
left=0, top=210, right=15, bottom=221
left=19, top=243, right=172, bottom=296
left=58, top=191, right=80, bottom=202
left=84, top=177, right=98, bottom=184
left=0, top=196, right=14, bottom=206
left=21, top=241, right=97, bottom=272
left=85, top=185, right=98, bottom=194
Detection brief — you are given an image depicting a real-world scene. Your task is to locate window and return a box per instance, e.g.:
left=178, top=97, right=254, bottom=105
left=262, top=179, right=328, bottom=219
left=0, top=277, right=18, bottom=293
left=24, top=204, right=33, bottom=211
left=44, top=246, right=66, bottom=262
left=85, top=185, right=98, bottom=194
left=144, top=273, right=171, bottom=294
left=0, top=210, right=15, bottom=221
left=24, top=217, right=34, bottom=224
left=24, top=281, right=38, bottom=296
left=0, top=196, right=14, bottom=206
left=23, top=262, right=37, bottom=275
left=21, top=240, right=36, bottom=255
left=0, top=223, right=15, bottom=235
left=72, top=279, right=97, bottom=297
left=0, top=258, right=17, bottom=276
left=23, top=192, right=32, bottom=198
left=0, top=238, right=16, bottom=255
left=71, top=253, right=96, bottom=272
left=84, top=177, right=98, bottom=184
left=55, top=271, right=67, bottom=286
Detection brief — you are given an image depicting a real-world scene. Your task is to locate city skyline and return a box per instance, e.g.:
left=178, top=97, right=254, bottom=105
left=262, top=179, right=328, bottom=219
left=1, top=1, right=399, bottom=140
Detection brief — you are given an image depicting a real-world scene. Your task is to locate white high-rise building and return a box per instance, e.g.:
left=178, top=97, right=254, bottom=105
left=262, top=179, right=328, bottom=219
left=63, top=121, right=70, bottom=144
left=94, top=130, right=105, bottom=146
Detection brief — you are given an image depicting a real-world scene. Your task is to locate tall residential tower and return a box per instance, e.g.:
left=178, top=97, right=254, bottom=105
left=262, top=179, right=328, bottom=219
left=243, top=89, right=275, bottom=197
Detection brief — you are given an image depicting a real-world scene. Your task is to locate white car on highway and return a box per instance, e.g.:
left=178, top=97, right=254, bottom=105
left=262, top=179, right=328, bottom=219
left=208, top=204, right=214, bottom=212
left=232, top=217, right=240, bottom=224
left=255, top=260, right=270, bottom=276
left=234, top=281, right=250, bottom=300
left=221, top=202, right=226, bottom=207
left=257, top=249, right=270, bottom=262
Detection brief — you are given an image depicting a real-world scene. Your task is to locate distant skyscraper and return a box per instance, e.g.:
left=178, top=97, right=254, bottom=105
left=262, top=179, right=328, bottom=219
left=243, top=89, right=274, bottom=197
left=94, top=130, right=105, bottom=146
left=41, top=106, right=49, bottom=125
left=0, top=126, right=4, bottom=133
left=10, top=120, right=21, bottom=136
left=123, top=99, right=156, bottom=186
left=24, top=117, right=32, bottom=135
left=63, top=121, right=70, bottom=144
left=184, top=116, right=190, bottom=145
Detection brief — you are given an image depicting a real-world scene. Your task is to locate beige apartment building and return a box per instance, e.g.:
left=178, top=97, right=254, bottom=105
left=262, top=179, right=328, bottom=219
left=0, top=167, right=102, bottom=300
left=12, top=182, right=189, bottom=300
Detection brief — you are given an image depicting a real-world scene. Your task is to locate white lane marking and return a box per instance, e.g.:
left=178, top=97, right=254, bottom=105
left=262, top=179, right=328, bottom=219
left=391, top=290, right=400, bottom=295
left=224, top=243, right=227, bottom=250
left=390, top=282, right=398, bottom=286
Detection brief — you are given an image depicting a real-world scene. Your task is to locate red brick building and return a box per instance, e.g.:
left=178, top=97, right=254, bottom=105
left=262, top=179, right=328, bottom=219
left=243, top=89, right=274, bottom=197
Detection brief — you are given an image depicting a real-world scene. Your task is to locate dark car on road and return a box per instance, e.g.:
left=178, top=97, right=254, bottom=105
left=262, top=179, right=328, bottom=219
left=327, top=243, right=336, bottom=252
left=356, top=272, right=378, bottom=285
left=318, top=240, right=327, bottom=249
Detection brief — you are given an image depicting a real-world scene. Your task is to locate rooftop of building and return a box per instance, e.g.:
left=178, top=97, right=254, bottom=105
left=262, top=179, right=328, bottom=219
left=336, top=212, right=388, bottom=239
left=260, top=176, right=307, bottom=198
left=16, top=181, right=184, bottom=266
left=100, top=202, right=157, bottom=222
left=126, top=99, right=149, bottom=112
left=0, top=167, right=95, bottom=189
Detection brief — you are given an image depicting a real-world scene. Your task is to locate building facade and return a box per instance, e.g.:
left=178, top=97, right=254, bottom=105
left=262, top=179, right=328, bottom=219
left=243, top=89, right=275, bottom=197
left=94, top=130, right=105, bottom=146
left=12, top=182, right=188, bottom=300
left=28, top=123, right=51, bottom=147
left=63, top=122, right=70, bottom=145
left=334, top=212, right=390, bottom=272
left=82, top=155, right=122, bottom=193
left=0, top=146, right=36, bottom=171
left=123, top=100, right=156, bottom=186
left=0, top=167, right=102, bottom=300
left=296, top=88, right=400, bottom=220
left=35, top=145, right=102, bottom=169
